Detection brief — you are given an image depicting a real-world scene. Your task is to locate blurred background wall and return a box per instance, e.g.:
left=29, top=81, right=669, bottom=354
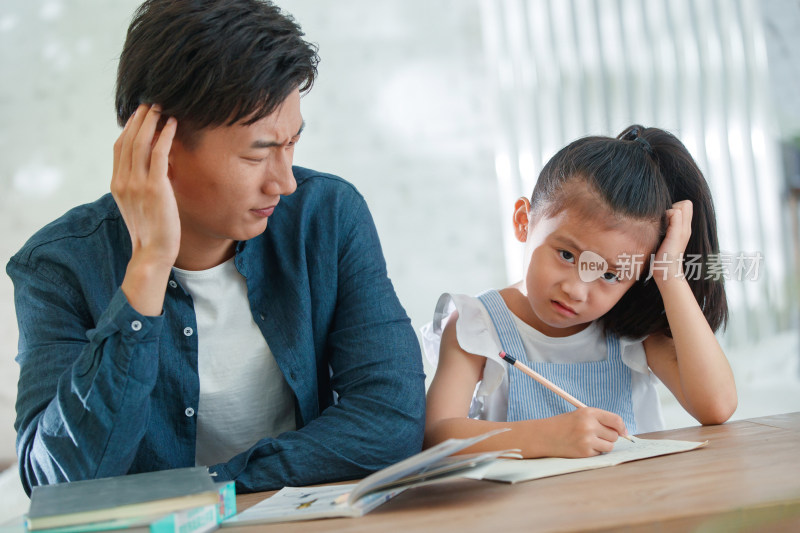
left=1, top=0, right=799, bottom=469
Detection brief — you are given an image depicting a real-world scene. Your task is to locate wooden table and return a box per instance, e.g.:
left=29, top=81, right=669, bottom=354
left=232, top=412, right=800, bottom=532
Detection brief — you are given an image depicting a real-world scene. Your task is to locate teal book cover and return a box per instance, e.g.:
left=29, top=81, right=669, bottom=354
left=26, top=468, right=220, bottom=531
left=29, top=481, right=236, bottom=533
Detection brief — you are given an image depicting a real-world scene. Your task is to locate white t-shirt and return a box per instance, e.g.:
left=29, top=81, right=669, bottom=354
left=421, top=293, right=665, bottom=433
left=173, top=258, right=296, bottom=466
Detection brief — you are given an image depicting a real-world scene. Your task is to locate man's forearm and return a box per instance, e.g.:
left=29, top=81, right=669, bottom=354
left=14, top=287, right=163, bottom=494
left=213, top=365, right=426, bottom=492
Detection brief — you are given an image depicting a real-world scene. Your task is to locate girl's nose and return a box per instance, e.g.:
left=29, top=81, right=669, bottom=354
left=561, top=275, right=589, bottom=302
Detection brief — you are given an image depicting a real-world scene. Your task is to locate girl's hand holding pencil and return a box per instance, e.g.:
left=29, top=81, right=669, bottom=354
left=499, top=351, right=635, bottom=445
left=537, top=408, right=630, bottom=458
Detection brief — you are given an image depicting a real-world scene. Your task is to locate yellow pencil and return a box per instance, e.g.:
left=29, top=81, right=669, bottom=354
left=498, top=351, right=635, bottom=443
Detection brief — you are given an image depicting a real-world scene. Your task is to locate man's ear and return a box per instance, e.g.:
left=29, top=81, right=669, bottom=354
left=167, top=134, right=184, bottom=181
left=513, top=197, right=531, bottom=243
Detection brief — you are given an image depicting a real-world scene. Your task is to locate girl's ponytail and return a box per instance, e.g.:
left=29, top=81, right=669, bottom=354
left=634, top=125, right=728, bottom=335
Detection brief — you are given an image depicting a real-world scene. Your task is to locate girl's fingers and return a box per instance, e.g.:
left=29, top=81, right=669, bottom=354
left=594, top=409, right=626, bottom=436
left=596, top=424, right=621, bottom=445
left=663, top=201, right=693, bottom=252
left=593, top=436, right=616, bottom=454
left=671, top=201, right=693, bottom=233
left=681, top=202, right=693, bottom=235
left=662, top=209, right=681, bottom=249
left=670, top=208, right=682, bottom=234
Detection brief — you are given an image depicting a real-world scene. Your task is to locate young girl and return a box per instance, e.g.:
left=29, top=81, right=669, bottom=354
left=423, top=125, right=737, bottom=459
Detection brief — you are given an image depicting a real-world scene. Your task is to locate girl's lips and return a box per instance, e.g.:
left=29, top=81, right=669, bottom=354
left=552, top=300, right=577, bottom=317
left=250, top=206, right=276, bottom=218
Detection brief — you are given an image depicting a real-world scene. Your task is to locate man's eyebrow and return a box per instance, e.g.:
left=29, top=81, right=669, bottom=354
left=249, top=121, right=305, bottom=149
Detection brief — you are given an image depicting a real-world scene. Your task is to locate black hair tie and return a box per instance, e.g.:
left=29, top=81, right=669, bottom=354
left=634, top=136, right=654, bottom=156
left=622, top=126, right=655, bottom=157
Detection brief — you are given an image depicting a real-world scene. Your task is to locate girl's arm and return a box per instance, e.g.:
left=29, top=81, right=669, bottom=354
left=425, top=312, right=627, bottom=458
left=644, top=201, right=737, bottom=425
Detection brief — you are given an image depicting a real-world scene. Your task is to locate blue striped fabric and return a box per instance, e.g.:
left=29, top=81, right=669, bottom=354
left=476, top=290, right=636, bottom=433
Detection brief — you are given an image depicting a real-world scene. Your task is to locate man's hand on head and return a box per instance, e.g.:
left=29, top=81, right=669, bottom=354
left=112, top=103, right=180, bottom=316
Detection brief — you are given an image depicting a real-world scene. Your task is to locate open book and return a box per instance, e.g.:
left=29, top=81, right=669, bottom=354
left=221, top=429, right=518, bottom=526
left=467, top=435, right=708, bottom=483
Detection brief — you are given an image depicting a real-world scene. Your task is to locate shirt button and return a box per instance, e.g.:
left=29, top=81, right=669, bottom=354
left=185, top=407, right=195, bottom=417
left=168, top=280, right=178, bottom=288
left=259, top=314, right=265, bottom=321
left=183, top=327, right=193, bottom=337
left=131, top=320, right=142, bottom=331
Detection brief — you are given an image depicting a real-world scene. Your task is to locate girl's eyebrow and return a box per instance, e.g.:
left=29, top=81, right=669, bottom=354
left=552, top=234, right=624, bottom=270
left=552, top=234, right=586, bottom=253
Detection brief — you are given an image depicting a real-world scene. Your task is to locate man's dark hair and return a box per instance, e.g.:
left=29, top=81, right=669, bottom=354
left=115, top=0, right=319, bottom=145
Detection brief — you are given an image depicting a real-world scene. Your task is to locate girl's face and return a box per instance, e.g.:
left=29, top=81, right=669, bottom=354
left=512, top=198, right=656, bottom=337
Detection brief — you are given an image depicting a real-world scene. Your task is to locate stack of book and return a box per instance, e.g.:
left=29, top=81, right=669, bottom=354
left=25, top=467, right=235, bottom=533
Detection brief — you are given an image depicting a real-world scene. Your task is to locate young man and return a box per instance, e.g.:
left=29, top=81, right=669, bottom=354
left=8, top=0, right=425, bottom=495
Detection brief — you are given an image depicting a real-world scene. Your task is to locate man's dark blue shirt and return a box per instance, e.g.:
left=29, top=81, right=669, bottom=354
left=7, top=167, right=426, bottom=495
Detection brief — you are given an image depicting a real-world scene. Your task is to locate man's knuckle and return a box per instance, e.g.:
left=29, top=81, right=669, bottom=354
left=151, top=146, right=168, bottom=159
left=132, top=137, right=150, bottom=151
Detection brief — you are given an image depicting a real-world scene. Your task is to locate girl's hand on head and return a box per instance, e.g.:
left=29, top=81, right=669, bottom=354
left=652, top=200, right=693, bottom=284
left=538, top=408, right=627, bottom=458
